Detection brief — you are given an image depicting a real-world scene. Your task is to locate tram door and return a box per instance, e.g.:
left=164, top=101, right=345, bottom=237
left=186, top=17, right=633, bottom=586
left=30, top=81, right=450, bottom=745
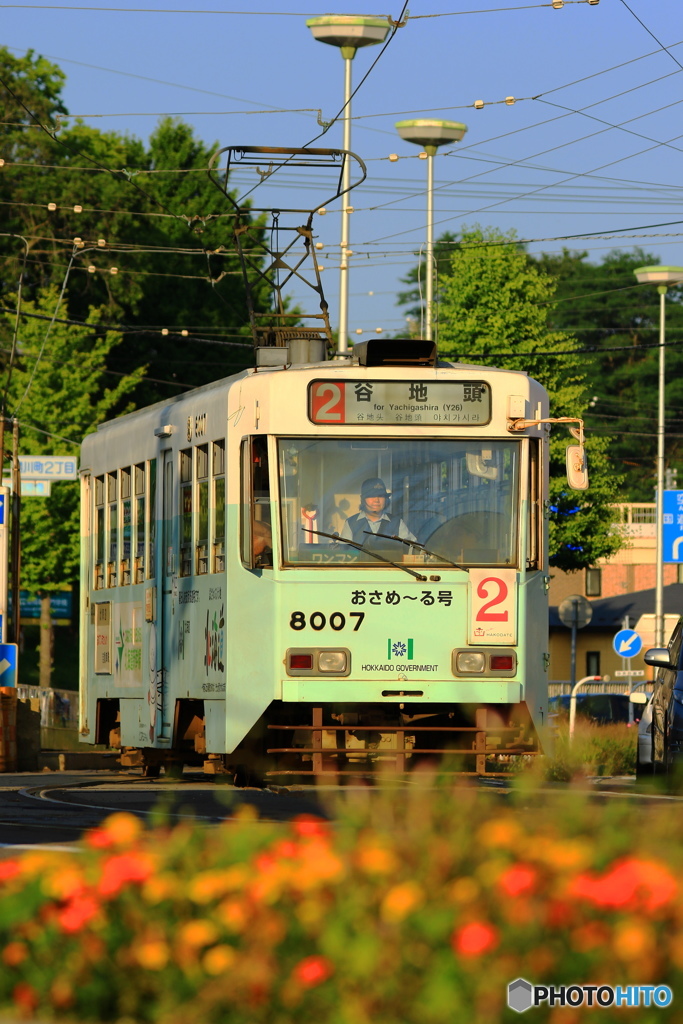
left=157, top=448, right=176, bottom=742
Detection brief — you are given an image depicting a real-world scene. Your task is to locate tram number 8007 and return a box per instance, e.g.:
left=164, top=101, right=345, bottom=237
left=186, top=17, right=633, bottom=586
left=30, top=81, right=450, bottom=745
left=289, top=611, right=365, bottom=632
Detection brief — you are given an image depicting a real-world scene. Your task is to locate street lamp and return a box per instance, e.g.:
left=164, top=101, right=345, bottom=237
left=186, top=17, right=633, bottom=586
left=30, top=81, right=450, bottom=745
left=395, top=119, right=467, bottom=340
left=633, top=265, right=683, bottom=647
left=306, top=16, right=390, bottom=354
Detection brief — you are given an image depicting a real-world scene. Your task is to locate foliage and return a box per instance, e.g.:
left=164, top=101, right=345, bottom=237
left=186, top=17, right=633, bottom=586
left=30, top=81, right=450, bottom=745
left=0, top=49, right=270, bottom=409
left=542, top=720, right=637, bottom=781
left=531, top=248, right=683, bottom=501
left=0, top=786, right=682, bottom=1023
left=428, top=226, right=623, bottom=571
left=2, top=286, right=143, bottom=591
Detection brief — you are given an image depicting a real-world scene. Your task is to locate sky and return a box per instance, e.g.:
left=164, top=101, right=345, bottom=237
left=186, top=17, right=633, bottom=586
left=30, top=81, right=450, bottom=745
left=3, top=0, right=683, bottom=342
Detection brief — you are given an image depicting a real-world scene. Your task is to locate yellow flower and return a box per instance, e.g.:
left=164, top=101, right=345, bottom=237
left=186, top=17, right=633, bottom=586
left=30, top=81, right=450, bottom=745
left=142, top=874, right=177, bottom=904
left=203, top=944, right=236, bottom=975
left=189, top=867, right=248, bottom=903
left=449, top=877, right=480, bottom=903
left=381, top=881, right=424, bottom=923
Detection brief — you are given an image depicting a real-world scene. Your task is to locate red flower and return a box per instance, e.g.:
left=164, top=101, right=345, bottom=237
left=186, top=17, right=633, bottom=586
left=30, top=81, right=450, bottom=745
left=98, top=852, right=155, bottom=897
left=57, top=894, right=100, bottom=934
left=13, top=982, right=39, bottom=1014
left=452, top=921, right=499, bottom=957
left=0, top=859, right=20, bottom=882
left=292, top=955, right=334, bottom=987
left=292, top=815, right=329, bottom=838
left=570, top=858, right=676, bottom=912
left=498, top=864, right=536, bottom=897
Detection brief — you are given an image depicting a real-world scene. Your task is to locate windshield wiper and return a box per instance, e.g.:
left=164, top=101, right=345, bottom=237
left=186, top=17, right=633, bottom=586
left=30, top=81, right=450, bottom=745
left=301, top=527, right=427, bottom=581
left=366, top=531, right=469, bottom=573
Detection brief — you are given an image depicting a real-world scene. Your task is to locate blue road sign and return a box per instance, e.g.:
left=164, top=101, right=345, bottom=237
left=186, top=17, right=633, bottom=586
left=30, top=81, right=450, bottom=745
left=613, top=629, right=643, bottom=658
left=0, top=492, right=5, bottom=527
left=0, top=644, right=17, bottom=686
left=663, top=490, right=683, bottom=562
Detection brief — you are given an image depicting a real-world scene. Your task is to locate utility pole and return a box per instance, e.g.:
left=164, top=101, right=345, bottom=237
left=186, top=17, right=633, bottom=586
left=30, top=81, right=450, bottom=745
left=11, top=419, right=20, bottom=645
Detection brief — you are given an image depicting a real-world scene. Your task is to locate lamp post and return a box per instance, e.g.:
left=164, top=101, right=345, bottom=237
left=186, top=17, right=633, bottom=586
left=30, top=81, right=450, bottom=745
left=395, top=119, right=467, bottom=341
left=633, top=265, right=683, bottom=647
left=306, top=16, right=389, bottom=354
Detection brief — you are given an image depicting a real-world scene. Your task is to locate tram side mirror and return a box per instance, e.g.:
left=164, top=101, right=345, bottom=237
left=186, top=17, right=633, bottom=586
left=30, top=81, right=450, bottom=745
left=629, top=692, right=648, bottom=705
left=566, top=445, right=588, bottom=490
left=466, top=451, right=499, bottom=481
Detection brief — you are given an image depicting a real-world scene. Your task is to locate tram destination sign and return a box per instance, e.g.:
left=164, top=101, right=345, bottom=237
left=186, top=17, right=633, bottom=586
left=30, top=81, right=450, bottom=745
left=309, top=379, right=491, bottom=426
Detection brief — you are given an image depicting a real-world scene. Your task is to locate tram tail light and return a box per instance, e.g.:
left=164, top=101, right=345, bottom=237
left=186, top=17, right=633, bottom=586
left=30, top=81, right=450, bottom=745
left=452, top=649, right=517, bottom=677
left=286, top=649, right=351, bottom=677
left=289, top=654, right=314, bottom=670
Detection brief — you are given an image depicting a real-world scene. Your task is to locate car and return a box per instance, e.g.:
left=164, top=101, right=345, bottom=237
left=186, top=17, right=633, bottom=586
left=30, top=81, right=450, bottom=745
left=629, top=691, right=653, bottom=776
left=641, top=616, right=683, bottom=776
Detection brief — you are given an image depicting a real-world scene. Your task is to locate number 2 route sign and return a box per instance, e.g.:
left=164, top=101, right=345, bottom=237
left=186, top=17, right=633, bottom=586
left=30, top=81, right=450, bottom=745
left=469, top=568, right=517, bottom=645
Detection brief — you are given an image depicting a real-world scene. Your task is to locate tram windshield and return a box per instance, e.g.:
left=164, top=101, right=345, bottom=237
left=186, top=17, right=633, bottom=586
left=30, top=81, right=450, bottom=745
left=277, top=438, right=520, bottom=568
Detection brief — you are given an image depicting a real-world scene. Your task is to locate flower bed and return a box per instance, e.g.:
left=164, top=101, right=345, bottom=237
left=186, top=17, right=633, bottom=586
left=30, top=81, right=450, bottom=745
left=0, top=781, right=679, bottom=1023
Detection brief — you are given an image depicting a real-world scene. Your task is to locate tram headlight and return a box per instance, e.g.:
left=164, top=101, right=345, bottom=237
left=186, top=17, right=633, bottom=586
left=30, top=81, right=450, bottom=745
left=455, top=651, right=486, bottom=674
left=286, top=649, right=351, bottom=676
left=318, top=650, right=348, bottom=674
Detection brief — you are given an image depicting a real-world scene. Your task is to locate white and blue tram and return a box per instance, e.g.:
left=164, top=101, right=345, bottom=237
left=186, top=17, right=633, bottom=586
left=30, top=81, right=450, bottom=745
left=79, top=339, right=569, bottom=778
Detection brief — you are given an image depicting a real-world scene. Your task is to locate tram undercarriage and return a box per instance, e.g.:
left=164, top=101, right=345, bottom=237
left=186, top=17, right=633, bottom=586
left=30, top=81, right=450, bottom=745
left=98, top=697, right=542, bottom=782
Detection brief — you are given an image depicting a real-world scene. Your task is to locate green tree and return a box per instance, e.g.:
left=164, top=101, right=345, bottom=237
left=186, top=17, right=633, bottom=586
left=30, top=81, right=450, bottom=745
left=531, top=248, right=683, bottom=501
left=0, top=50, right=271, bottom=409
left=430, top=226, right=624, bottom=571
left=2, top=287, right=143, bottom=684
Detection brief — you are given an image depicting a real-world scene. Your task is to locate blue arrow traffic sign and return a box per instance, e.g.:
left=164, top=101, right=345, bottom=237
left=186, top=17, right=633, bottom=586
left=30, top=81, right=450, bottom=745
left=0, top=493, right=5, bottom=527
left=613, top=629, right=643, bottom=658
left=663, top=490, right=683, bottom=562
left=0, top=644, right=17, bottom=686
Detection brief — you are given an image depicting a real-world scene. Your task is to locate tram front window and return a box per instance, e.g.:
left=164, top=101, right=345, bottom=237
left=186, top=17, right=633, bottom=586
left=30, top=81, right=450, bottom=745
left=277, top=438, right=519, bottom=568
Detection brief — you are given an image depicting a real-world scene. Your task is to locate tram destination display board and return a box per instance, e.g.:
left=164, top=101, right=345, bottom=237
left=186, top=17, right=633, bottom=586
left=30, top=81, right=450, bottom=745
left=308, top=379, right=491, bottom=426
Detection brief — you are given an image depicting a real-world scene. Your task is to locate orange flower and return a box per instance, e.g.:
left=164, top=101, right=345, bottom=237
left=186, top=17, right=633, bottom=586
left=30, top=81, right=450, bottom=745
left=381, top=881, right=424, bottom=923
left=132, top=939, right=169, bottom=970
left=452, top=921, right=499, bottom=958
left=98, top=851, right=156, bottom=897
left=177, top=920, right=219, bottom=950
left=292, top=955, right=333, bottom=987
left=85, top=812, right=143, bottom=850
left=203, top=944, right=236, bottom=975
left=2, top=942, right=28, bottom=966
left=498, top=864, right=536, bottom=897
left=57, top=894, right=100, bottom=934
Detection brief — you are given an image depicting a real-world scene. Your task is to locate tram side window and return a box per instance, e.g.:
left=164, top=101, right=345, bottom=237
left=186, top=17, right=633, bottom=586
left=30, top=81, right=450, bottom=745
left=527, top=440, right=541, bottom=570
left=147, top=459, right=156, bottom=579
left=241, top=436, right=272, bottom=569
left=121, top=467, right=131, bottom=585
left=107, top=471, right=118, bottom=587
left=134, top=463, right=145, bottom=583
left=94, top=475, right=105, bottom=590
left=180, top=448, right=193, bottom=577
left=212, top=439, right=225, bottom=573
left=196, top=444, right=209, bottom=575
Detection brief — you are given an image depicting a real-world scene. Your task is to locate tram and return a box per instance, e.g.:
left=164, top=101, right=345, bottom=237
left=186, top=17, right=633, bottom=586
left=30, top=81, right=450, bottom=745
left=78, top=337, right=586, bottom=778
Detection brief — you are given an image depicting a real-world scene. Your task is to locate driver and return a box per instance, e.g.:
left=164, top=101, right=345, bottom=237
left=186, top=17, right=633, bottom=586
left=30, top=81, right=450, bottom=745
left=341, top=477, right=416, bottom=547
